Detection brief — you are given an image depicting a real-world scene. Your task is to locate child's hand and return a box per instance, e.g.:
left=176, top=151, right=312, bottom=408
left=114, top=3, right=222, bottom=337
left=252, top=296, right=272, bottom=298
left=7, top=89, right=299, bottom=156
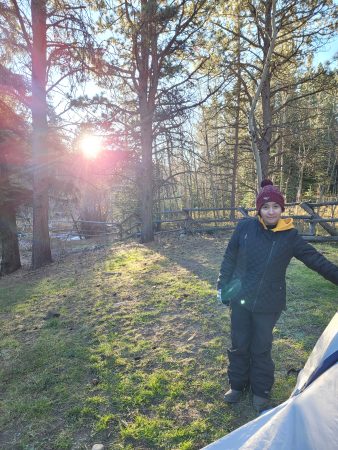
left=217, top=289, right=230, bottom=307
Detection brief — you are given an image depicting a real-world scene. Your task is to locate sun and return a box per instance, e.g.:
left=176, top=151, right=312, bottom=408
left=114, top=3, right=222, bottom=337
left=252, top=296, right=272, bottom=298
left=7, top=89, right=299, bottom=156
left=79, top=134, right=102, bottom=159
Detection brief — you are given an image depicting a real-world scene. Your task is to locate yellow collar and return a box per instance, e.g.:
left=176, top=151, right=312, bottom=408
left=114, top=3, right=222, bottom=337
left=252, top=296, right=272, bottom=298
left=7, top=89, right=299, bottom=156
left=258, top=215, right=294, bottom=232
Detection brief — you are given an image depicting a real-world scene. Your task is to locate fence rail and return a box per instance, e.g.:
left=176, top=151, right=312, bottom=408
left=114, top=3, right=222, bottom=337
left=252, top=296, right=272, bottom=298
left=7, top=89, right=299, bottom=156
left=16, top=201, right=338, bottom=243
left=150, top=201, right=338, bottom=242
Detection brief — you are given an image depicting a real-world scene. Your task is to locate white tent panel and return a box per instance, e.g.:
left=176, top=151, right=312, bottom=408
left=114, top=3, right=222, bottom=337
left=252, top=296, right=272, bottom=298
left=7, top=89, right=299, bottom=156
left=292, top=312, right=338, bottom=395
left=202, top=313, right=338, bottom=450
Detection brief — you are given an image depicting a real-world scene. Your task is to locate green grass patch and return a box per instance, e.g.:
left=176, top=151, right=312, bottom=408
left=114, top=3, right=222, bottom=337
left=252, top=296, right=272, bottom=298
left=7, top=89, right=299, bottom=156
left=0, top=239, right=337, bottom=449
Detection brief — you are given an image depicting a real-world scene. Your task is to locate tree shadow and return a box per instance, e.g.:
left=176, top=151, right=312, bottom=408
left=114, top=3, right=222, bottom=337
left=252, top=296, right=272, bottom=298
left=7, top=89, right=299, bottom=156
left=146, top=233, right=230, bottom=287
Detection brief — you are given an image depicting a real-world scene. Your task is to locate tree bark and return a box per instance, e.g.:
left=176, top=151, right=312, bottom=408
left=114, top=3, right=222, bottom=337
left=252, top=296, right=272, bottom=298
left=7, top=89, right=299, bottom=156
left=296, top=164, right=304, bottom=203
left=296, top=143, right=305, bottom=203
left=260, top=0, right=273, bottom=180
left=247, top=0, right=277, bottom=188
left=0, top=141, right=22, bottom=275
left=202, top=117, right=217, bottom=212
left=230, top=11, right=241, bottom=217
left=0, top=203, right=21, bottom=275
left=139, top=113, right=154, bottom=242
left=31, top=0, right=52, bottom=268
left=136, top=0, right=159, bottom=243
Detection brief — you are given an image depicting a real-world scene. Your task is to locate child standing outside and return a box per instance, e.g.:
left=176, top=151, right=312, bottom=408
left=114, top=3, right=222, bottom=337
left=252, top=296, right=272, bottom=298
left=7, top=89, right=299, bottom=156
left=217, top=180, right=338, bottom=412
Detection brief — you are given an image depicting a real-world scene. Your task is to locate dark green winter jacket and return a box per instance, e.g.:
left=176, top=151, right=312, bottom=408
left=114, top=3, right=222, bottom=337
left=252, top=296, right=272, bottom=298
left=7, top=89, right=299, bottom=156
left=217, top=217, right=338, bottom=313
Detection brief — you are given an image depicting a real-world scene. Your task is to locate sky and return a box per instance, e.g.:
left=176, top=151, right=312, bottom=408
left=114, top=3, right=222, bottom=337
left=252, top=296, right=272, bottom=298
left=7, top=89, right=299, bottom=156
left=313, top=37, right=337, bottom=66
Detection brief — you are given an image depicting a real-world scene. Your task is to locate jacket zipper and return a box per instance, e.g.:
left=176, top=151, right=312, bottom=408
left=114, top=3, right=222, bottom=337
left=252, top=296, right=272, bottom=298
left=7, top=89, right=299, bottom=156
left=252, top=240, right=276, bottom=312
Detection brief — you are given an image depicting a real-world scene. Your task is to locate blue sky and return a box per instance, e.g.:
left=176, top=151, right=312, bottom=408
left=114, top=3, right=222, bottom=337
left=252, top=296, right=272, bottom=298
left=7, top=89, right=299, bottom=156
left=313, top=37, right=337, bottom=66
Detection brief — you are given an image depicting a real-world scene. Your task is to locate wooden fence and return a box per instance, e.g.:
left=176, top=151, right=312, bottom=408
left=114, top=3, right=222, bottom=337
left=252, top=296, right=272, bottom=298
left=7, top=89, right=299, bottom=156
left=62, top=200, right=338, bottom=242
left=16, top=201, right=338, bottom=243
left=150, top=201, right=338, bottom=242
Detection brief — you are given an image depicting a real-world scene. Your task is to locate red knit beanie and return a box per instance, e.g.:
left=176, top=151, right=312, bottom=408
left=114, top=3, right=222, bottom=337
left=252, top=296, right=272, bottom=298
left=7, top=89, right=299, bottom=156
left=256, top=180, right=285, bottom=212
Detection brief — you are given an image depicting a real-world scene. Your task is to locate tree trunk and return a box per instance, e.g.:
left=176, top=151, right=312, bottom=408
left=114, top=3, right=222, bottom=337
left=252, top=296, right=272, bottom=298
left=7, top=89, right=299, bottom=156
left=279, top=101, right=287, bottom=192
left=0, top=203, right=21, bottom=275
left=139, top=113, right=154, bottom=243
left=136, top=0, right=159, bottom=243
left=260, top=74, right=272, bottom=179
left=31, top=0, right=52, bottom=268
left=231, top=14, right=241, bottom=218
left=259, top=0, right=273, bottom=179
left=248, top=0, right=277, bottom=187
left=203, top=126, right=217, bottom=211
left=296, top=143, right=304, bottom=203
left=284, top=167, right=292, bottom=202
left=0, top=145, right=21, bottom=275
left=296, top=164, right=304, bottom=203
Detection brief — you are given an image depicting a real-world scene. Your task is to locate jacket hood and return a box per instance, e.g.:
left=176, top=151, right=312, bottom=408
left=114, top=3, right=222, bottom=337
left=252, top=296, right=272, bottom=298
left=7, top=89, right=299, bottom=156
left=258, top=215, right=294, bottom=232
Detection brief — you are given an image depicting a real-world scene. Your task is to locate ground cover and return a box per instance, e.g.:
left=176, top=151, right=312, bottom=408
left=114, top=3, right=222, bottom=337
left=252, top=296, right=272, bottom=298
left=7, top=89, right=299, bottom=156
left=0, top=234, right=337, bottom=449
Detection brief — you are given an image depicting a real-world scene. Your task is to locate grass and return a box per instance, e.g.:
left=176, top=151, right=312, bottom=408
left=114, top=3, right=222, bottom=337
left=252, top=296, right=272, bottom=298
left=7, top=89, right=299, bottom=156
left=0, top=236, right=337, bottom=449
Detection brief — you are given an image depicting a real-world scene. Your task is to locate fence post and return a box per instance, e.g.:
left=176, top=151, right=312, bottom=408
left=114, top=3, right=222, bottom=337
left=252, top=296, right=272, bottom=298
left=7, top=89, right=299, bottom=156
left=154, top=217, right=161, bottom=232
left=117, top=223, right=123, bottom=240
left=70, top=213, right=83, bottom=239
left=309, top=220, right=316, bottom=236
left=183, top=208, right=193, bottom=234
left=238, top=207, right=249, bottom=218
left=300, top=202, right=337, bottom=236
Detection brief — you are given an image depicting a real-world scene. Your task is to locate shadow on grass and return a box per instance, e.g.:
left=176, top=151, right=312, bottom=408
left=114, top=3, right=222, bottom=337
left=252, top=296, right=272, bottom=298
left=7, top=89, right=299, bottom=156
left=0, top=238, right=337, bottom=450
left=146, top=234, right=229, bottom=286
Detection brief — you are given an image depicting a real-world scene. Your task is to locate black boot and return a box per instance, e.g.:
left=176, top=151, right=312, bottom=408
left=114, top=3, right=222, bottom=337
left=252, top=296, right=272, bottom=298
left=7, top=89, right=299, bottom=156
left=224, top=389, right=242, bottom=403
left=252, top=394, right=270, bottom=413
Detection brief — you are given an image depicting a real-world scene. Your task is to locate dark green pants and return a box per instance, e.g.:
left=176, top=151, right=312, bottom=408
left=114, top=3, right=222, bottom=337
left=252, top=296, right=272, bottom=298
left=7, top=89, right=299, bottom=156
left=228, top=302, right=281, bottom=398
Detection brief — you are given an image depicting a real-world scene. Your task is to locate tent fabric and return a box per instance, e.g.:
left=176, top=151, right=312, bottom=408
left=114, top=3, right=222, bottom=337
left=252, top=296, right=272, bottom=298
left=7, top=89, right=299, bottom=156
left=301, top=349, right=338, bottom=392
left=292, top=312, right=338, bottom=396
left=202, top=313, right=338, bottom=450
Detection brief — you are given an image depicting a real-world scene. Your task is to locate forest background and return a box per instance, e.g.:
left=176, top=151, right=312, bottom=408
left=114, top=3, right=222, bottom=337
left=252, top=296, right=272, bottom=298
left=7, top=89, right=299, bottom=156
left=1, top=2, right=338, bottom=449
left=0, top=0, right=337, bottom=274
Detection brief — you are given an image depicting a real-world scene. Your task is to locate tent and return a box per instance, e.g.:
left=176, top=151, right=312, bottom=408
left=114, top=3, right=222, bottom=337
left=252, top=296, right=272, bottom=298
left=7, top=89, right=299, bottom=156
left=202, top=313, right=338, bottom=450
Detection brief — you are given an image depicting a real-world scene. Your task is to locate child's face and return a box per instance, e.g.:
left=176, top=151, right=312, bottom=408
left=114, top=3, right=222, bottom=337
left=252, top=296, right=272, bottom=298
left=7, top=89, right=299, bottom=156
left=260, top=202, right=282, bottom=226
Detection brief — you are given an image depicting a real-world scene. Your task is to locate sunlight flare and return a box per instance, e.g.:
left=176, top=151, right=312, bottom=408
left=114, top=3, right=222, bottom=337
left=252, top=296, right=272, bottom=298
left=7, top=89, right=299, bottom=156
left=79, top=134, right=103, bottom=159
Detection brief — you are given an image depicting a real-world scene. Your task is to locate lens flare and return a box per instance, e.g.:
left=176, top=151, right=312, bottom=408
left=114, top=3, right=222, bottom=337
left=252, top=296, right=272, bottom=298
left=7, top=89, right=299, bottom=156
left=79, top=135, right=102, bottom=159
